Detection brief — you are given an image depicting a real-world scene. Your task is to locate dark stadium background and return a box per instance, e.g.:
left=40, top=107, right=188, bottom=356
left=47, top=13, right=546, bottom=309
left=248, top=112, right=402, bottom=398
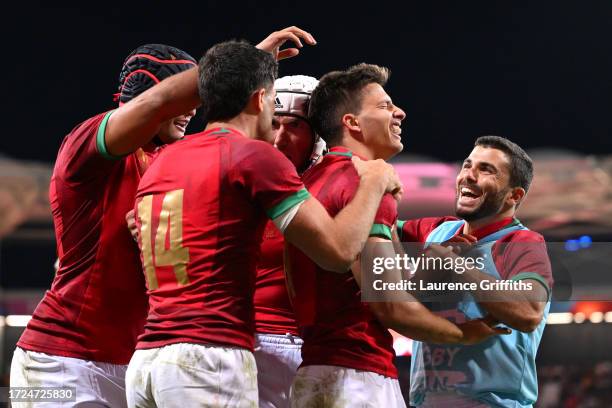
left=2, top=2, right=612, bottom=406
left=4, top=1, right=612, bottom=162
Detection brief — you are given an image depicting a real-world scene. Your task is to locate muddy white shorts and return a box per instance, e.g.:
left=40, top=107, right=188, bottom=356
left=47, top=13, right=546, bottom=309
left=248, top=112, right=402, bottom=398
left=290, top=364, right=406, bottom=408
left=125, top=342, right=258, bottom=408
left=253, top=333, right=303, bottom=408
left=10, top=346, right=128, bottom=407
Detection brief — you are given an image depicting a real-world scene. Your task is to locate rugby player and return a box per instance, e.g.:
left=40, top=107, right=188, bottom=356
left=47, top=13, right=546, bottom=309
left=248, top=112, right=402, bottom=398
left=254, top=75, right=323, bottom=408
left=10, top=44, right=197, bottom=407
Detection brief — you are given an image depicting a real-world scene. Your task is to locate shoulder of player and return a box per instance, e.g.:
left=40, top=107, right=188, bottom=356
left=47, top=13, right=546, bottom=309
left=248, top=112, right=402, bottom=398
left=397, top=216, right=458, bottom=242
left=225, top=138, right=296, bottom=180
left=230, top=137, right=280, bottom=160
left=402, top=216, right=459, bottom=231
left=300, top=158, right=344, bottom=189
left=322, top=156, right=358, bottom=178
left=327, top=159, right=359, bottom=190
left=54, top=111, right=123, bottom=181
left=301, top=158, right=358, bottom=208
left=61, top=111, right=111, bottom=146
left=433, top=215, right=460, bottom=227
left=491, top=229, right=547, bottom=262
left=497, top=228, right=545, bottom=244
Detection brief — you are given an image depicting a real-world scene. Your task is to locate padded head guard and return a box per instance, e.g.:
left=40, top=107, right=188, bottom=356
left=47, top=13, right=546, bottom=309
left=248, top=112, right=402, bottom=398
left=116, top=44, right=196, bottom=105
left=274, top=75, right=326, bottom=172
left=274, top=75, right=319, bottom=120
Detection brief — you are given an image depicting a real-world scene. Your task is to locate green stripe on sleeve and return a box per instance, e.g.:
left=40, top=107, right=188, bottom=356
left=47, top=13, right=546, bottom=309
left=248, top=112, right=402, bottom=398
left=396, top=220, right=406, bottom=241
left=510, top=272, right=551, bottom=299
left=370, top=224, right=392, bottom=240
left=266, top=188, right=310, bottom=219
left=96, top=110, right=122, bottom=160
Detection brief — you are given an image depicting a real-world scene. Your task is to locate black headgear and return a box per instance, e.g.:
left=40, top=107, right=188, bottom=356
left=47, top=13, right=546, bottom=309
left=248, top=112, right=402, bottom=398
left=115, top=44, right=196, bottom=105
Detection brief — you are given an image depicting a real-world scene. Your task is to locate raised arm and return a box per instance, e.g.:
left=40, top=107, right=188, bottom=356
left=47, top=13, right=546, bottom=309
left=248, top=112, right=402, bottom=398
left=426, top=242, right=550, bottom=332
left=104, top=68, right=201, bottom=156
left=103, top=26, right=317, bottom=157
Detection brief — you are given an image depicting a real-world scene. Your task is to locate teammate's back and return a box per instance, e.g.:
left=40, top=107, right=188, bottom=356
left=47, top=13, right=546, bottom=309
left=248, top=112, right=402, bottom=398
left=135, top=127, right=305, bottom=351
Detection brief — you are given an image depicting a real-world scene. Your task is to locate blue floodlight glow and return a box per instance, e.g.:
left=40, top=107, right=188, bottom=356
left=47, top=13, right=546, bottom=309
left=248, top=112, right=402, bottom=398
left=565, top=239, right=579, bottom=252
left=579, top=235, right=592, bottom=249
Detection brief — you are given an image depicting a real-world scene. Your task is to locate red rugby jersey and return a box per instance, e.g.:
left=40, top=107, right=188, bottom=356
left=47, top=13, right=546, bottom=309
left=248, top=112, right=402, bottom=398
left=287, top=146, right=399, bottom=378
left=253, top=220, right=299, bottom=336
left=18, top=111, right=152, bottom=364
left=134, top=127, right=308, bottom=351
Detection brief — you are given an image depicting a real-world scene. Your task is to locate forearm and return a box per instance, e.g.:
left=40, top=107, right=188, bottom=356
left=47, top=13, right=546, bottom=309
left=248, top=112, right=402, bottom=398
left=373, top=301, right=463, bottom=344
left=459, top=268, right=546, bottom=331
left=106, top=67, right=201, bottom=156
left=359, top=249, right=462, bottom=344
left=329, top=176, right=387, bottom=267
left=284, top=192, right=383, bottom=273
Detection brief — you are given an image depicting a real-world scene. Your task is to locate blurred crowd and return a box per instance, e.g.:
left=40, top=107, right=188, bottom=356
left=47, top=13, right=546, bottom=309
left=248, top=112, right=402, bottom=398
left=537, top=362, right=612, bottom=408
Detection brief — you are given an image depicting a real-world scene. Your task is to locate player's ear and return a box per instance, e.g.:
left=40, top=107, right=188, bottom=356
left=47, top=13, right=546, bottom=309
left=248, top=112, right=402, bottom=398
left=342, top=113, right=360, bottom=133
left=508, top=186, right=525, bottom=208
left=248, top=88, right=267, bottom=114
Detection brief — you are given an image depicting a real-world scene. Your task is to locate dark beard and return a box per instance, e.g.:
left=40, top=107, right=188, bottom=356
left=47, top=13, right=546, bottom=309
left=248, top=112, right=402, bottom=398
left=455, top=188, right=507, bottom=222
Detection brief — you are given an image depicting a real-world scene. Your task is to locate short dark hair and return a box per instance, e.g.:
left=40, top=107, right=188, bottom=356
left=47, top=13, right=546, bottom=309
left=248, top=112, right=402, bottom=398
left=309, top=63, right=390, bottom=146
left=198, top=40, right=278, bottom=123
left=475, top=135, right=534, bottom=192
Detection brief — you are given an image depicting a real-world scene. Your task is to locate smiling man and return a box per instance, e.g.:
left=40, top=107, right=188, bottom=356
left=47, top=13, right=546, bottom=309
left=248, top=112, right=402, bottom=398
left=399, top=136, right=553, bottom=407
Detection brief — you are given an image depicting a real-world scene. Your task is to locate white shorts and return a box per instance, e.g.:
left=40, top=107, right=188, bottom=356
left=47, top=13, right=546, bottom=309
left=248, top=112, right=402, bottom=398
left=254, top=333, right=303, bottom=408
left=290, top=365, right=406, bottom=408
left=10, top=347, right=128, bottom=407
left=125, top=342, right=258, bottom=408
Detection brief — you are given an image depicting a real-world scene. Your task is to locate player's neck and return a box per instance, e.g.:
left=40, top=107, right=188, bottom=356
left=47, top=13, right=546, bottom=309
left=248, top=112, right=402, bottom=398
left=463, top=208, right=515, bottom=235
left=338, top=138, right=376, bottom=160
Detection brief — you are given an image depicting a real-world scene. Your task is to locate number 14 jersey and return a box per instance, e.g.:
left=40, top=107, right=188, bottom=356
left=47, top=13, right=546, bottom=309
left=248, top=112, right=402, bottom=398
left=134, top=127, right=308, bottom=351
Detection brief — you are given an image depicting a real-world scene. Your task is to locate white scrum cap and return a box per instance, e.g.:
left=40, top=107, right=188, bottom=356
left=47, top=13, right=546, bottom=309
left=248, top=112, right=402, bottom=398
left=274, top=75, right=319, bottom=120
